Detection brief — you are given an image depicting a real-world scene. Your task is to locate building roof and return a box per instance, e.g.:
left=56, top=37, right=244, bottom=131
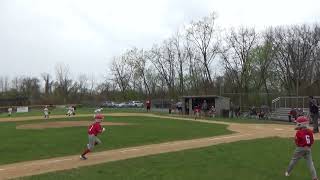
left=182, top=95, right=230, bottom=99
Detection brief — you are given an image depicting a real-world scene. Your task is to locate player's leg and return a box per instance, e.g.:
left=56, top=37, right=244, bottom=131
left=312, top=113, right=319, bottom=133
left=286, top=148, right=304, bottom=175
left=80, top=135, right=95, bottom=160
left=304, top=149, right=318, bottom=180
left=94, top=137, right=102, bottom=145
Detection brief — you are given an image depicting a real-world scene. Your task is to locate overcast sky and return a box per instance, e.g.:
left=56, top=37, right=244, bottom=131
left=0, top=0, right=319, bottom=81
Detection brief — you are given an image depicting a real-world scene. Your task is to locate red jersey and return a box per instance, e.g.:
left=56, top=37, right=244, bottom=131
left=88, top=122, right=103, bottom=136
left=295, top=128, right=314, bottom=147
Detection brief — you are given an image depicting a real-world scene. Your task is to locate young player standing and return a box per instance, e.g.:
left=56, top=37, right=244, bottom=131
left=194, top=105, right=201, bottom=120
left=80, top=114, right=106, bottom=160
left=285, top=116, right=318, bottom=180
left=146, top=99, right=151, bottom=112
left=8, top=107, right=12, bottom=117
left=43, top=105, right=49, bottom=119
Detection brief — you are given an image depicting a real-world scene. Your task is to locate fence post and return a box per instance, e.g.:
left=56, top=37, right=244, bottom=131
left=284, top=98, right=285, bottom=108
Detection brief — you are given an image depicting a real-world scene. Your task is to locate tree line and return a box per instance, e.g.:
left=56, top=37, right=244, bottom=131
left=1, top=12, right=320, bottom=108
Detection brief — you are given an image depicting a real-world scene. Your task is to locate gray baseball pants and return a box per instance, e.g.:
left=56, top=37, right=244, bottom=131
left=287, top=147, right=317, bottom=179
left=87, top=134, right=101, bottom=150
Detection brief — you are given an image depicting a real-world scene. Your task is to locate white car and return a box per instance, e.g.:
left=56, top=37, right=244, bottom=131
left=131, top=101, right=144, bottom=108
left=117, top=102, right=130, bottom=108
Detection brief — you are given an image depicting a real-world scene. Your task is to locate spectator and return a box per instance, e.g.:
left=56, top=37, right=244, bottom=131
left=145, top=99, right=151, bottom=112
left=258, top=109, right=265, bottom=119
left=288, top=107, right=297, bottom=122
left=209, top=105, right=216, bottom=118
left=235, top=105, right=241, bottom=117
left=176, top=101, right=183, bottom=115
left=169, top=99, right=175, bottom=114
left=201, top=100, right=208, bottom=117
left=309, top=96, right=319, bottom=133
left=230, top=102, right=234, bottom=118
left=250, top=106, right=257, bottom=116
left=297, top=108, right=304, bottom=117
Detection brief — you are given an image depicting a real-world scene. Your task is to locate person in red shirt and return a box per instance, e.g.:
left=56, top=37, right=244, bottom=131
left=194, top=105, right=201, bottom=120
left=146, top=99, right=151, bottom=112
left=288, top=107, right=297, bottom=122
left=285, top=116, right=318, bottom=180
left=80, top=114, right=106, bottom=160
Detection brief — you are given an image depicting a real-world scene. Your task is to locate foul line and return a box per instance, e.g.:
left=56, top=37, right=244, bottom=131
left=0, top=133, right=253, bottom=172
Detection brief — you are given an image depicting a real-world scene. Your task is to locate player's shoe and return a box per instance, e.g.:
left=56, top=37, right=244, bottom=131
left=80, top=155, right=87, bottom=160
left=285, top=172, right=290, bottom=177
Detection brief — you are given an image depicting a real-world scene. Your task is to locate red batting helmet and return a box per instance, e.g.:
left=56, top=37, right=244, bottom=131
left=295, top=116, right=309, bottom=129
left=95, top=114, right=104, bottom=122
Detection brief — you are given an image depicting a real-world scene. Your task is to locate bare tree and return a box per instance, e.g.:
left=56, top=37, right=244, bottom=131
left=186, top=12, right=220, bottom=87
left=149, top=41, right=176, bottom=98
left=54, top=63, right=73, bottom=103
left=272, top=25, right=320, bottom=95
left=126, top=48, right=151, bottom=96
left=172, top=31, right=187, bottom=95
left=77, top=73, right=89, bottom=98
left=111, top=56, right=132, bottom=98
left=41, top=73, right=53, bottom=96
left=222, top=27, right=258, bottom=93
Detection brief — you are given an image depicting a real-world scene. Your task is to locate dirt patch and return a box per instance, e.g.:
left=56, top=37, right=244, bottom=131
left=16, top=121, right=132, bottom=130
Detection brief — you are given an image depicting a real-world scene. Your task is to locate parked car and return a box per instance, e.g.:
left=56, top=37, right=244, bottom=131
left=132, top=101, right=144, bottom=108
left=102, top=101, right=115, bottom=108
left=116, top=102, right=130, bottom=108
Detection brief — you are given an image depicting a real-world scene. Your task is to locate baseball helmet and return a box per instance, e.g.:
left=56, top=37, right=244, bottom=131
left=295, top=116, right=309, bottom=129
left=94, top=114, right=104, bottom=122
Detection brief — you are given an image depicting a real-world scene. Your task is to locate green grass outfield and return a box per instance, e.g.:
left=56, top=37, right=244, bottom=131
left=20, top=138, right=320, bottom=180
left=0, top=116, right=231, bottom=165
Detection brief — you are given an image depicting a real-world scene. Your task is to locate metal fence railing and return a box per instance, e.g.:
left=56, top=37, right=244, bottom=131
left=271, top=96, right=320, bottom=111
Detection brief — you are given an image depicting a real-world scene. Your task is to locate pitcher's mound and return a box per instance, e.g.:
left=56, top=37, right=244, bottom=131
left=17, top=121, right=132, bottom=130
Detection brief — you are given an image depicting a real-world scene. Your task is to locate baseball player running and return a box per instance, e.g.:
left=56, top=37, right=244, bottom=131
left=285, top=116, right=318, bottom=180
left=80, top=114, right=106, bottom=160
left=66, top=106, right=74, bottom=116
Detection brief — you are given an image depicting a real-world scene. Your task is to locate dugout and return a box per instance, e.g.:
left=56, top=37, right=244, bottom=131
left=182, top=95, right=230, bottom=116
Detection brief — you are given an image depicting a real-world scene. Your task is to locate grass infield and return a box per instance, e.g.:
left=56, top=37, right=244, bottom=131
left=20, top=138, right=320, bottom=180
left=1, top=116, right=231, bottom=165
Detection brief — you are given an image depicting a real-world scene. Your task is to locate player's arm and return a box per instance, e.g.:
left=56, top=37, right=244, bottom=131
left=310, top=131, right=314, bottom=145
left=97, top=125, right=105, bottom=134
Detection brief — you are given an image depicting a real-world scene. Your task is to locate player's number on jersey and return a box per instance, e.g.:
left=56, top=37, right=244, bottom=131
left=306, top=135, right=311, bottom=144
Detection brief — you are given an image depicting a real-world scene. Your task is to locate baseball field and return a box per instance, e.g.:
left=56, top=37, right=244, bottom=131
left=0, top=108, right=319, bottom=180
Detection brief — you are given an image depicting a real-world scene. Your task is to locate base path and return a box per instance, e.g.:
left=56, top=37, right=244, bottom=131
left=0, top=114, right=314, bottom=179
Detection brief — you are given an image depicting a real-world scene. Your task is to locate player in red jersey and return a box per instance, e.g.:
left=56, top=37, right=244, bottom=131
left=80, top=114, right=106, bottom=160
left=146, top=99, right=151, bottom=112
left=194, top=105, right=201, bottom=120
left=285, top=116, right=318, bottom=180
